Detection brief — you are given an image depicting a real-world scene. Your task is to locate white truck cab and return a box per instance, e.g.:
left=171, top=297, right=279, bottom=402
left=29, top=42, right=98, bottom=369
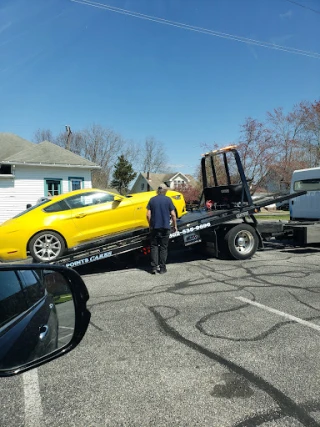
left=290, top=167, right=320, bottom=220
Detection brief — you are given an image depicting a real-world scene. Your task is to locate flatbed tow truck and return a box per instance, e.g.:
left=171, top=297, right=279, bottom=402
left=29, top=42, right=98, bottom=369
left=49, top=145, right=310, bottom=268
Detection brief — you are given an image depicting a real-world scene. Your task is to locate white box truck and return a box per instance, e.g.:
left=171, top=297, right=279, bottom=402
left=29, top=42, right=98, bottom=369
left=290, top=167, right=320, bottom=221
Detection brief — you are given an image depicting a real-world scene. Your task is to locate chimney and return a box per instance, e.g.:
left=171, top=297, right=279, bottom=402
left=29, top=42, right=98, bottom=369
left=147, top=171, right=150, bottom=191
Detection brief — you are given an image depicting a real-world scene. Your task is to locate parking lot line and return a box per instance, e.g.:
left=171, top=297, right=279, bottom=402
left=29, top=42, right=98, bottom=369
left=23, top=369, right=43, bottom=427
left=235, top=296, right=320, bottom=333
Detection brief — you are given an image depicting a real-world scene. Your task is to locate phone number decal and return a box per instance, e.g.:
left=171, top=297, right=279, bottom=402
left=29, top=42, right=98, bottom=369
left=170, top=222, right=211, bottom=238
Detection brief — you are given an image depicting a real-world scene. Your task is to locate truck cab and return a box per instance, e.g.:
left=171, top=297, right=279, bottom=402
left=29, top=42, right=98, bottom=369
left=290, top=167, right=320, bottom=221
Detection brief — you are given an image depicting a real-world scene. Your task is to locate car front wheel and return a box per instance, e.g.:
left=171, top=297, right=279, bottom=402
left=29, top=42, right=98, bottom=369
left=29, top=231, right=66, bottom=262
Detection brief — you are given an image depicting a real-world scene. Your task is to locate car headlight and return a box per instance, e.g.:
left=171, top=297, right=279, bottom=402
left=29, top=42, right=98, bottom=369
left=171, top=195, right=181, bottom=200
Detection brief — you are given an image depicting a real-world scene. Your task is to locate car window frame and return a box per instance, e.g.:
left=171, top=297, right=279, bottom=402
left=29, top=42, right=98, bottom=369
left=0, top=271, right=29, bottom=330
left=43, top=199, right=70, bottom=213
left=17, top=270, right=46, bottom=309
left=64, top=191, right=115, bottom=209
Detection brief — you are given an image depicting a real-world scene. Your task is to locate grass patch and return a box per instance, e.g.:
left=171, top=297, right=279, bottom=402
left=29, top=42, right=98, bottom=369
left=254, top=212, right=290, bottom=221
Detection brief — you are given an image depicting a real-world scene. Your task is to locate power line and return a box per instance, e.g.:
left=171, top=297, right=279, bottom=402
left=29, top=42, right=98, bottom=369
left=283, top=0, right=320, bottom=15
left=70, top=0, right=320, bottom=60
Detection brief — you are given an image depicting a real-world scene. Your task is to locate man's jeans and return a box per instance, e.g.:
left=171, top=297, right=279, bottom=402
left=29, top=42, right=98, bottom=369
left=150, top=228, right=170, bottom=269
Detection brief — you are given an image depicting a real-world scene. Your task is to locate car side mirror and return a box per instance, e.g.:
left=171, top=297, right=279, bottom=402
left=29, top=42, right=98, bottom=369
left=113, top=195, right=123, bottom=202
left=0, top=265, right=90, bottom=377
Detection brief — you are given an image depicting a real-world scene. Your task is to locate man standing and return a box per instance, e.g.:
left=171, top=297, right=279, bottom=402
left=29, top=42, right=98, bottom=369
left=146, top=187, right=178, bottom=274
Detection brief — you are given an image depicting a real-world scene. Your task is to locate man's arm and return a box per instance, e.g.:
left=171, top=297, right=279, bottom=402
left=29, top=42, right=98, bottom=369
left=170, top=209, right=177, bottom=232
left=146, top=209, right=152, bottom=230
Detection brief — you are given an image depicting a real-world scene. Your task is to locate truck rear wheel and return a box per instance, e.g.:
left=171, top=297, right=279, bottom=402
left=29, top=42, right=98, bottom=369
left=224, top=224, right=258, bottom=260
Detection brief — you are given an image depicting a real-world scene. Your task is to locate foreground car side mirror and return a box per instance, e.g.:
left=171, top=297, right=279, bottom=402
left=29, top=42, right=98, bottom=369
left=0, top=265, right=90, bottom=377
left=113, top=195, right=123, bottom=202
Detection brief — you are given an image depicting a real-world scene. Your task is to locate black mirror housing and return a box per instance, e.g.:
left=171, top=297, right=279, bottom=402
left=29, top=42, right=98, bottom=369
left=0, top=265, right=90, bottom=377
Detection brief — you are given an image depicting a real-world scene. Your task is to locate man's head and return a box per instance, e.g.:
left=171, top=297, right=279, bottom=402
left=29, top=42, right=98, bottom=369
left=157, top=186, right=167, bottom=195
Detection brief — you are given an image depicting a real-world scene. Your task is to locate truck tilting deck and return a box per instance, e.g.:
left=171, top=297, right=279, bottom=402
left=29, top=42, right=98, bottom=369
left=50, top=145, right=314, bottom=268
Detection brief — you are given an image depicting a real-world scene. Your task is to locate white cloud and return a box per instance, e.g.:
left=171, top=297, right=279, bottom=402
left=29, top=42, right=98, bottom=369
left=280, top=10, right=292, bottom=19
left=270, top=34, right=294, bottom=45
left=167, top=164, right=186, bottom=169
left=0, top=22, right=12, bottom=34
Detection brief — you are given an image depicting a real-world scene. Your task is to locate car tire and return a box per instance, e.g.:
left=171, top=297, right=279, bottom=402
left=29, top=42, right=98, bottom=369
left=224, top=224, right=258, bottom=260
left=29, top=231, right=66, bottom=263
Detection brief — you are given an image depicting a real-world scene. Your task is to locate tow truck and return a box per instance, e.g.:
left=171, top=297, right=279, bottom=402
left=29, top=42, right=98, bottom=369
left=50, top=145, right=308, bottom=268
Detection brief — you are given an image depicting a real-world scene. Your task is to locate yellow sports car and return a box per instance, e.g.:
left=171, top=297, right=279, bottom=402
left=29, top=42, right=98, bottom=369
left=0, top=188, right=186, bottom=263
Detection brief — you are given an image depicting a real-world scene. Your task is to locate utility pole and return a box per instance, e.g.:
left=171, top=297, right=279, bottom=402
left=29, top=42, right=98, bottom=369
left=65, top=125, right=72, bottom=150
left=147, top=171, right=150, bottom=191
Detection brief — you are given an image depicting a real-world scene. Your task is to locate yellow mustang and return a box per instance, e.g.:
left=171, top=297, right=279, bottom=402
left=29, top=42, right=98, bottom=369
left=0, top=188, right=186, bottom=263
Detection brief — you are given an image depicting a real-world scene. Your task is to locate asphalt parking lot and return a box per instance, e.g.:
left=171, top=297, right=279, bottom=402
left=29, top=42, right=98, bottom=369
left=2, top=244, right=320, bottom=427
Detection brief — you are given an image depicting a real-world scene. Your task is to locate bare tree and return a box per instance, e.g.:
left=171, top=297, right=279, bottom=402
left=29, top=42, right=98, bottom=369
left=55, top=129, right=84, bottom=155
left=140, top=137, right=168, bottom=173
left=81, top=124, right=128, bottom=188
left=121, top=139, right=140, bottom=171
left=237, top=118, right=275, bottom=192
left=266, top=104, right=309, bottom=184
left=301, top=100, right=320, bottom=166
left=33, top=128, right=54, bottom=143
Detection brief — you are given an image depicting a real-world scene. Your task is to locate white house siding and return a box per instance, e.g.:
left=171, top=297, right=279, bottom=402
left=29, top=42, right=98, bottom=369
left=168, top=173, right=189, bottom=189
left=0, top=178, right=16, bottom=223
left=0, top=165, right=92, bottom=224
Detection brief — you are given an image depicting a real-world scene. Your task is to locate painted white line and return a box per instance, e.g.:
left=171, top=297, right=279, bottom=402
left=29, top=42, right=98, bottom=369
left=58, top=333, right=73, bottom=341
left=58, top=326, right=74, bottom=330
left=235, top=296, right=320, bottom=332
left=23, top=369, right=43, bottom=427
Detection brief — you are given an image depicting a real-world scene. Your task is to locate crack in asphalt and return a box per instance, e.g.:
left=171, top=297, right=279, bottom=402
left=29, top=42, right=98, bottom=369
left=148, top=304, right=320, bottom=427
left=234, top=397, right=320, bottom=426
left=83, top=251, right=320, bottom=426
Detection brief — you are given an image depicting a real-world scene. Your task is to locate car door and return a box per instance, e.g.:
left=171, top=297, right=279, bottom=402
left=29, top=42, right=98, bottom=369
left=0, top=270, right=57, bottom=370
left=18, top=270, right=58, bottom=358
left=66, top=191, right=137, bottom=242
left=0, top=271, right=28, bottom=369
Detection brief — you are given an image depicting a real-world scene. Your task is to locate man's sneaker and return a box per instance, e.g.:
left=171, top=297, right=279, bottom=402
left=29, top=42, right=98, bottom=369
left=150, top=268, right=157, bottom=275
left=159, top=266, right=167, bottom=274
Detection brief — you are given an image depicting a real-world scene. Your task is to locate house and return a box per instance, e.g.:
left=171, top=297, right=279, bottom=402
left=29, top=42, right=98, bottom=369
left=0, top=133, right=100, bottom=224
left=130, top=172, right=198, bottom=193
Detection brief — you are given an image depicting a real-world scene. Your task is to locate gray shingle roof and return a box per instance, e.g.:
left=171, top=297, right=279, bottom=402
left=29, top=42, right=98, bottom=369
left=141, top=173, right=168, bottom=190
left=0, top=133, right=34, bottom=160
left=1, top=134, right=100, bottom=168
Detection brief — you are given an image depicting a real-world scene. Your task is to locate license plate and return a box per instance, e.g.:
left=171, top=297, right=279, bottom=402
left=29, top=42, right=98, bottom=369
left=183, top=232, right=201, bottom=246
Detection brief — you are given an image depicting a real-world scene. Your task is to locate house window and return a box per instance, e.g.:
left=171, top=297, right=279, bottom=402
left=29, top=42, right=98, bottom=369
left=69, top=177, right=84, bottom=191
left=45, top=179, right=62, bottom=196
left=0, top=164, right=12, bottom=175
left=141, top=183, right=145, bottom=191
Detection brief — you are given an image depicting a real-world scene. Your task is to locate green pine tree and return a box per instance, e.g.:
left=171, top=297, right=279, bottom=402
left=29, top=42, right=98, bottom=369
left=111, top=155, right=137, bottom=195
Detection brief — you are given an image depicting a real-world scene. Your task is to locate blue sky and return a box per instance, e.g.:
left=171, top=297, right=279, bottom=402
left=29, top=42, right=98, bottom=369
left=1, top=0, right=320, bottom=175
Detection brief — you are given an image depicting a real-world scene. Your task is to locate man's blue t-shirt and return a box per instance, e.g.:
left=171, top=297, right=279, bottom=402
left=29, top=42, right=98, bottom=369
left=147, top=194, right=175, bottom=229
